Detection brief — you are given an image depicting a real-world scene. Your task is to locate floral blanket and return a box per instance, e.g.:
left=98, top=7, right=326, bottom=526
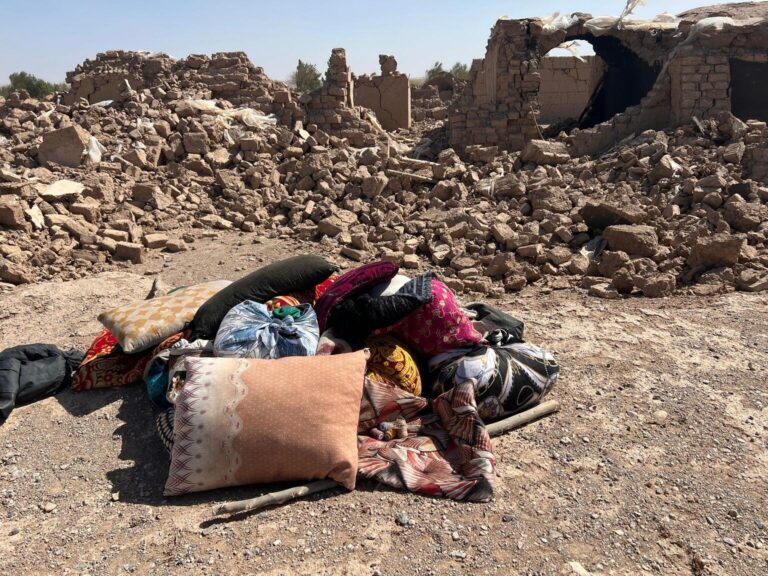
left=357, top=377, right=495, bottom=502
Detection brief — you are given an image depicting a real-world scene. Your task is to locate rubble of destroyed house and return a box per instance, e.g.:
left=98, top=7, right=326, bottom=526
left=1, top=3, right=767, bottom=297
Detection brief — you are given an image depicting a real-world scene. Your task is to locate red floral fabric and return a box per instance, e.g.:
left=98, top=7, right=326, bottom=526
left=357, top=377, right=495, bottom=502
left=73, top=329, right=184, bottom=390
left=375, top=279, right=482, bottom=356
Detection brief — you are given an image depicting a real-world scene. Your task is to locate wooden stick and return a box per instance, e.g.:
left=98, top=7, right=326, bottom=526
left=213, top=400, right=560, bottom=516
left=486, top=399, right=560, bottom=438
left=213, top=479, right=338, bottom=516
left=385, top=169, right=434, bottom=183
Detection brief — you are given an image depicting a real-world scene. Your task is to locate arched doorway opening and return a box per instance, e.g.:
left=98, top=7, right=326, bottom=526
left=730, top=58, right=768, bottom=122
left=538, top=34, right=661, bottom=133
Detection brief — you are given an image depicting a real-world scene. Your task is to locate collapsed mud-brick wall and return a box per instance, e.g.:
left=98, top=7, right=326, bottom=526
left=449, top=14, right=678, bottom=156
left=353, top=55, right=411, bottom=131
left=449, top=5, right=768, bottom=157
left=411, top=73, right=464, bottom=123
left=669, top=16, right=768, bottom=126
left=300, top=48, right=382, bottom=147
left=537, top=55, right=603, bottom=124
left=64, top=50, right=304, bottom=126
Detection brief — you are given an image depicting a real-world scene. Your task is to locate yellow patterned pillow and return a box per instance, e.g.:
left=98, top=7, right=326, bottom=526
left=98, top=281, right=231, bottom=354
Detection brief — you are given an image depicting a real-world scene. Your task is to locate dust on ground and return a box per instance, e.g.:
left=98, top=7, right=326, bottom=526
left=1, top=233, right=766, bottom=576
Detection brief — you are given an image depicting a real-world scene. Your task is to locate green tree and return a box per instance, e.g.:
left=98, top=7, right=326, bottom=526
left=0, top=71, right=67, bottom=99
left=450, top=62, right=469, bottom=81
left=290, top=60, right=322, bottom=93
left=425, top=61, right=445, bottom=81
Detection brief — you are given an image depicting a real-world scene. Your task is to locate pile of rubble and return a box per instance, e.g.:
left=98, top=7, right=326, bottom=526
left=65, top=50, right=304, bottom=127
left=411, top=72, right=463, bottom=123
left=1, top=50, right=767, bottom=296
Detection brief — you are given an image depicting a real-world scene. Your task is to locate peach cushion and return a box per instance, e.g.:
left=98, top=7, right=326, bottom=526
left=164, top=351, right=368, bottom=495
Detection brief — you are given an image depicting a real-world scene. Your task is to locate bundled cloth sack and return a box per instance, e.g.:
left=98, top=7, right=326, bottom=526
left=314, top=261, right=400, bottom=333
left=0, top=344, right=84, bottom=425
left=144, top=336, right=212, bottom=409
left=164, top=351, right=368, bottom=495
left=72, top=328, right=153, bottom=390
left=213, top=301, right=319, bottom=359
left=466, top=302, right=525, bottom=345
left=429, top=343, right=559, bottom=422
left=357, top=377, right=495, bottom=502
left=191, top=255, right=337, bottom=339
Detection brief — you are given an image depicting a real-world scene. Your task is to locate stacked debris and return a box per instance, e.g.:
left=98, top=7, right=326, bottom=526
left=301, top=48, right=384, bottom=147
left=411, top=72, right=464, bottom=123
left=1, top=48, right=767, bottom=296
left=65, top=50, right=304, bottom=127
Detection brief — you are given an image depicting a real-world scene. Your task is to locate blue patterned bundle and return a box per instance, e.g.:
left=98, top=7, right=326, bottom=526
left=213, top=301, right=319, bottom=359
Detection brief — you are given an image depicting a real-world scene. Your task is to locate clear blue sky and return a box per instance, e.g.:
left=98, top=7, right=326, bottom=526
left=0, top=0, right=751, bottom=84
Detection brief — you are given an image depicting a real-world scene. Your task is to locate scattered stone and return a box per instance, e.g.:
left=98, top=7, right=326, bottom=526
left=114, top=242, right=144, bottom=264
left=688, top=235, right=745, bottom=269
left=143, top=233, right=168, bottom=249
left=521, top=140, right=569, bottom=165
left=395, top=511, right=411, bottom=527
left=37, top=125, right=90, bottom=167
left=165, top=239, right=188, bottom=253
left=588, top=282, right=621, bottom=299
left=38, top=179, right=85, bottom=202
left=133, top=183, right=173, bottom=210
left=0, top=260, right=34, bottom=284
left=581, top=202, right=646, bottom=229
left=603, top=225, right=658, bottom=257
left=341, top=246, right=366, bottom=262
left=0, top=196, right=27, bottom=228
left=403, top=254, right=420, bottom=269
left=736, top=270, right=768, bottom=292
left=634, top=273, right=676, bottom=298
left=652, top=410, right=668, bottom=424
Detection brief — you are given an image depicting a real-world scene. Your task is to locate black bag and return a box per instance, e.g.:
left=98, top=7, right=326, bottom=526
left=189, top=255, right=337, bottom=339
left=466, top=302, right=525, bottom=344
left=0, top=344, right=84, bottom=425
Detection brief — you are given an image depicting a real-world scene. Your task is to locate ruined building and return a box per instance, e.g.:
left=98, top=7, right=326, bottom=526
left=449, top=3, right=768, bottom=156
left=300, top=48, right=383, bottom=147
left=65, top=50, right=304, bottom=126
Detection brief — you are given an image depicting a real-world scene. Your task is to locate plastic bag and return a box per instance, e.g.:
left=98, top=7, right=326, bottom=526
left=214, top=301, right=320, bottom=359
left=541, top=12, right=579, bottom=34
left=584, top=16, right=621, bottom=35
left=692, top=16, right=736, bottom=33
left=223, top=109, right=277, bottom=128
left=84, top=136, right=106, bottom=164
left=174, top=99, right=277, bottom=129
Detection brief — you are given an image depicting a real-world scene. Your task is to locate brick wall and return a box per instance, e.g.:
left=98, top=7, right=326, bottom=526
left=537, top=56, right=603, bottom=124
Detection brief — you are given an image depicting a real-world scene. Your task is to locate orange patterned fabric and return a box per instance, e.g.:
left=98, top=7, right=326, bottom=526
left=314, top=274, right=339, bottom=303
left=265, top=295, right=300, bottom=311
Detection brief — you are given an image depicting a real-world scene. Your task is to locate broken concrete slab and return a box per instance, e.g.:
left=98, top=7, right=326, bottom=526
left=37, top=125, right=90, bottom=167
left=37, top=179, right=85, bottom=202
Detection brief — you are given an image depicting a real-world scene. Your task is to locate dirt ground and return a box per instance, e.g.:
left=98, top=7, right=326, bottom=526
left=1, top=232, right=766, bottom=576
